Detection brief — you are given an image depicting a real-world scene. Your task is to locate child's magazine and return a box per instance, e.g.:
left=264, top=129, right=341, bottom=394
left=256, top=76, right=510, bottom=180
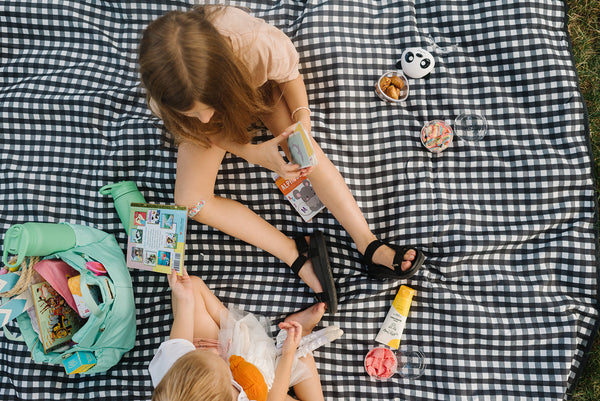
left=126, top=203, right=187, bottom=275
left=273, top=174, right=325, bottom=222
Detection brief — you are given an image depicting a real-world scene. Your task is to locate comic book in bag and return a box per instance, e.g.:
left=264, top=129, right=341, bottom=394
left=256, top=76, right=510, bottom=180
left=30, top=281, right=84, bottom=353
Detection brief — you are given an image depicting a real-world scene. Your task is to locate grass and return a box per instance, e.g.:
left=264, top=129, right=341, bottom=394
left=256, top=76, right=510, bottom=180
left=567, top=0, right=600, bottom=399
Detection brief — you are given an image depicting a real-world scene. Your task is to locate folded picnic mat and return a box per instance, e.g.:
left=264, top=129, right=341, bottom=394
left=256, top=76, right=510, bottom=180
left=1, top=0, right=597, bottom=400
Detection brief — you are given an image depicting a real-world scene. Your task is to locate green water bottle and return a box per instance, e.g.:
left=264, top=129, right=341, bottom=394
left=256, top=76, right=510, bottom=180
left=2, top=223, right=76, bottom=270
left=99, top=181, right=146, bottom=231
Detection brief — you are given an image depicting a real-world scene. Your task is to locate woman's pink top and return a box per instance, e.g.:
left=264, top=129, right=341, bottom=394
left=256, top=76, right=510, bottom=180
left=211, top=7, right=300, bottom=87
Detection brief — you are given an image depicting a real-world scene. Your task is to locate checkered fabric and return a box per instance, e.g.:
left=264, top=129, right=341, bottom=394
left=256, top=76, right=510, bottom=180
left=1, top=0, right=597, bottom=400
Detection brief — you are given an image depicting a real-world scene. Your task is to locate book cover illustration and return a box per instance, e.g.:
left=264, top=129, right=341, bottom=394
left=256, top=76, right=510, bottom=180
left=287, top=122, right=317, bottom=168
left=33, top=259, right=79, bottom=312
left=272, top=173, right=325, bottom=222
left=126, top=203, right=187, bottom=274
left=31, top=281, right=83, bottom=353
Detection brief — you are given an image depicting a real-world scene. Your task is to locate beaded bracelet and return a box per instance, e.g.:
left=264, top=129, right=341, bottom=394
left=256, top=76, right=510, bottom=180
left=291, top=106, right=311, bottom=121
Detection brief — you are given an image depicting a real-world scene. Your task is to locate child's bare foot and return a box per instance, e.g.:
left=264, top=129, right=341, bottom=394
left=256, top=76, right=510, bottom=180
left=371, top=244, right=416, bottom=271
left=285, top=303, right=326, bottom=336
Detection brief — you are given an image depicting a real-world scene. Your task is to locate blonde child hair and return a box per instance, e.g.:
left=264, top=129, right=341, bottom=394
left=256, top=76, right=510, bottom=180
left=152, top=349, right=232, bottom=401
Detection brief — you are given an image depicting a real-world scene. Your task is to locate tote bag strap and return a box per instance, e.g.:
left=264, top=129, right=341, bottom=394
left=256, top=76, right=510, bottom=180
left=3, top=325, right=23, bottom=342
left=80, top=271, right=115, bottom=318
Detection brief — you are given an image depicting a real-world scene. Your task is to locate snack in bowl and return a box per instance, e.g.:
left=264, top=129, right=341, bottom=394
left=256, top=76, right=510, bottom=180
left=421, top=120, right=453, bottom=153
left=364, top=347, right=398, bottom=380
left=385, top=84, right=400, bottom=100
left=379, top=76, right=391, bottom=92
left=375, top=71, right=409, bottom=102
left=390, top=75, right=405, bottom=90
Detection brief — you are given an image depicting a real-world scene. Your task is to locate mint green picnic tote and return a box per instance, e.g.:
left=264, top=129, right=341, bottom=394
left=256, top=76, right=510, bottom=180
left=4, top=223, right=136, bottom=374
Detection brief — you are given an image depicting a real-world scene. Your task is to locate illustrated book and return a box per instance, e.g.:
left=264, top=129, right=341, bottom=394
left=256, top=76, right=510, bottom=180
left=31, top=281, right=84, bottom=353
left=287, top=122, right=317, bottom=168
left=126, top=203, right=188, bottom=274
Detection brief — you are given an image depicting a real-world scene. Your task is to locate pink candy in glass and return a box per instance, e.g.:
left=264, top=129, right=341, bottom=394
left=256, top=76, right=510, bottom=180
left=364, top=347, right=397, bottom=380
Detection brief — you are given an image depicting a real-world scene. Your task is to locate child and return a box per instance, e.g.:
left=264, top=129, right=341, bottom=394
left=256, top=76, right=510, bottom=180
left=149, top=268, right=328, bottom=401
left=138, top=5, right=425, bottom=312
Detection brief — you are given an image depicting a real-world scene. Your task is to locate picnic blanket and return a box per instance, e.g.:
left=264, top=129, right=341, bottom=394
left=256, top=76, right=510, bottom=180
left=1, top=0, right=597, bottom=400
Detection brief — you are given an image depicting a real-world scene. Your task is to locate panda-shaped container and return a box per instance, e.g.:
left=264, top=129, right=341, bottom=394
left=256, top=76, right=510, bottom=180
left=397, top=48, right=435, bottom=79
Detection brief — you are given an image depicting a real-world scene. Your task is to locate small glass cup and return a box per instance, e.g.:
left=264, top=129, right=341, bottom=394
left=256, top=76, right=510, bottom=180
left=454, top=113, right=488, bottom=141
left=397, top=349, right=427, bottom=379
left=421, top=120, right=453, bottom=153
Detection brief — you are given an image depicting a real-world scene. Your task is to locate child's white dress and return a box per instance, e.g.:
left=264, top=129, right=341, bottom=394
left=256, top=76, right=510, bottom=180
left=218, top=307, right=311, bottom=388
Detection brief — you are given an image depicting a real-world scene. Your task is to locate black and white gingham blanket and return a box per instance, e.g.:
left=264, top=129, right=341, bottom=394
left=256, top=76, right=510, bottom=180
left=1, top=1, right=597, bottom=400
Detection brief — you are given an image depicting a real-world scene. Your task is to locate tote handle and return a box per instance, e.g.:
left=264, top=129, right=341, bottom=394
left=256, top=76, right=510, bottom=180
left=3, top=325, right=23, bottom=342
left=80, top=271, right=115, bottom=318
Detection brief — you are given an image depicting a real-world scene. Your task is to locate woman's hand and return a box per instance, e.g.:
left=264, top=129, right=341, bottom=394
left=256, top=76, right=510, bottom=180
left=212, top=129, right=310, bottom=179
left=167, top=266, right=195, bottom=304
left=250, top=129, right=313, bottom=179
left=278, top=321, right=303, bottom=357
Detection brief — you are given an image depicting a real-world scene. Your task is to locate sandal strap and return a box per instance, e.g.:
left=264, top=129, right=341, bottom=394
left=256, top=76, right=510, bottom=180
left=290, top=235, right=310, bottom=276
left=294, top=236, right=309, bottom=254
left=392, top=245, right=415, bottom=269
left=363, top=239, right=385, bottom=264
left=314, top=291, right=331, bottom=305
left=290, top=254, right=308, bottom=276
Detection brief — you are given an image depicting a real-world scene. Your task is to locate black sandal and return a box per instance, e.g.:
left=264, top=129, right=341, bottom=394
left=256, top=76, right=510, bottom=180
left=291, top=231, right=338, bottom=314
left=363, top=240, right=424, bottom=280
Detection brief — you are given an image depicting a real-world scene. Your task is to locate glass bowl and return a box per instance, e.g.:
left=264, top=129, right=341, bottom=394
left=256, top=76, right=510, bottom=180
left=454, top=113, right=488, bottom=141
left=375, top=71, right=409, bottom=103
left=364, top=346, right=398, bottom=381
left=421, top=120, right=453, bottom=153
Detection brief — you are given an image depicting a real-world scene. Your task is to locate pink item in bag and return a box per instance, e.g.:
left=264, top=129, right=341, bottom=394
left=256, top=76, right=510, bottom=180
left=33, top=259, right=79, bottom=311
left=85, top=261, right=107, bottom=276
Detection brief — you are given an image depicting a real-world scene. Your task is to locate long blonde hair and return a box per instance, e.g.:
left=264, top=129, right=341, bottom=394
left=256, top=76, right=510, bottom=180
left=139, top=5, right=273, bottom=147
left=152, top=350, right=232, bottom=401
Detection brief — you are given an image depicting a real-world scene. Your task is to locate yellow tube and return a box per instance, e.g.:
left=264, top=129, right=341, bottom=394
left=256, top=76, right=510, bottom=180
left=375, top=285, right=415, bottom=349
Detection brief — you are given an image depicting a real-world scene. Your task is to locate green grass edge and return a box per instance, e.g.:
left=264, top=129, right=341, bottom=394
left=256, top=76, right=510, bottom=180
left=567, top=0, right=600, bottom=399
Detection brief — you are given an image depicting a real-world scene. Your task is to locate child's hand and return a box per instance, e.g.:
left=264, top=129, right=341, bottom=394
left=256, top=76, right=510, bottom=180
left=278, top=321, right=303, bottom=357
left=167, top=266, right=194, bottom=304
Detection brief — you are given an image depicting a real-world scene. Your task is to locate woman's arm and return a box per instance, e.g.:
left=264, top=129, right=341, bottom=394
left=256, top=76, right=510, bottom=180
left=210, top=131, right=307, bottom=179
left=211, top=75, right=313, bottom=179
left=278, top=75, right=311, bottom=133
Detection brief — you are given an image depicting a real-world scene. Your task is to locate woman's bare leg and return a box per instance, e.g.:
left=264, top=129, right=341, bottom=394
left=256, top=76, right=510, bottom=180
left=175, top=141, right=324, bottom=293
left=260, top=87, right=416, bottom=272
